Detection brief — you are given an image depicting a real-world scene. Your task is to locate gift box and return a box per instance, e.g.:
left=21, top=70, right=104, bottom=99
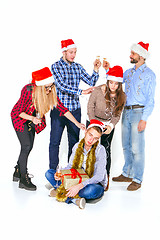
left=60, top=168, right=89, bottom=189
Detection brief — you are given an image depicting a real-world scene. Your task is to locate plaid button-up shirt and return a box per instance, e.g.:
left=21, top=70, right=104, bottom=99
left=51, top=57, right=99, bottom=111
left=11, top=84, right=69, bottom=133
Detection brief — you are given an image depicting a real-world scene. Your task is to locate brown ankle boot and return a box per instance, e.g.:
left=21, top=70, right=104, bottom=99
left=127, top=181, right=141, bottom=191
left=49, top=188, right=57, bottom=197
left=112, top=174, right=132, bottom=182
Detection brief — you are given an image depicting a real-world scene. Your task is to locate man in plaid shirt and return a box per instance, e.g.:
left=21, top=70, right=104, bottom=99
left=49, top=39, right=101, bottom=170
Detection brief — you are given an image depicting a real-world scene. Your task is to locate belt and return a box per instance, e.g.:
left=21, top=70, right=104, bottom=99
left=95, top=116, right=107, bottom=121
left=124, top=105, right=144, bottom=110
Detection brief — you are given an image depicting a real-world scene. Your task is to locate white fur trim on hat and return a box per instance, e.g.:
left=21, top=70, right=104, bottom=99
left=107, top=75, right=123, bottom=82
left=61, top=47, right=67, bottom=52
left=131, top=43, right=149, bottom=59
left=62, top=44, right=77, bottom=52
left=35, top=76, right=54, bottom=86
left=87, top=123, right=104, bottom=132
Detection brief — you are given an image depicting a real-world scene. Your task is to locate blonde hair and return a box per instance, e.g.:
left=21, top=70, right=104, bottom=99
left=32, top=85, right=57, bottom=118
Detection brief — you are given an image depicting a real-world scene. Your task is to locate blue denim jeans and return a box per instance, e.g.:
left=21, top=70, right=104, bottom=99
left=45, top=169, right=104, bottom=203
left=49, top=108, right=81, bottom=170
left=122, top=108, right=145, bottom=184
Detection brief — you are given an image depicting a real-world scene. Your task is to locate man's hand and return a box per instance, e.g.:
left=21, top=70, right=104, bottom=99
left=54, top=172, right=62, bottom=181
left=93, top=59, right=101, bottom=72
left=82, top=87, right=95, bottom=95
left=66, top=183, right=84, bottom=198
left=138, top=120, right=147, bottom=132
left=102, top=60, right=110, bottom=70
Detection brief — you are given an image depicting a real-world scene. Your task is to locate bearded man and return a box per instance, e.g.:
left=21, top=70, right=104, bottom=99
left=112, top=42, right=156, bottom=191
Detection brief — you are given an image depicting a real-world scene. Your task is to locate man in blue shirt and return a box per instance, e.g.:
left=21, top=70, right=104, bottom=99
left=112, top=42, right=156, bottom=191
left=46, top=119, right=107, bottom=209
left=49, top=39, right=101, bottom=170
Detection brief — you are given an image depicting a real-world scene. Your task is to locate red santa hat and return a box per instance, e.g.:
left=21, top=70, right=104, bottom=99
left=61, top=39, right=77, bottom=52
left=32, top=67, right=54, bottom=86
left=107, top=65, right=123, bottom=82
left=131, top=41, right=149, bottom=59
left=87, top=119, right=105, bottom=132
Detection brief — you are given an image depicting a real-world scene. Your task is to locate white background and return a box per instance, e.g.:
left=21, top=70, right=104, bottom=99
left=0, top=0, right=160, bottom=239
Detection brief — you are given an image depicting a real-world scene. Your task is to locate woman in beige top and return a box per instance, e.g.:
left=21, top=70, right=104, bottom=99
left=87, top=65, right=126, bottom=190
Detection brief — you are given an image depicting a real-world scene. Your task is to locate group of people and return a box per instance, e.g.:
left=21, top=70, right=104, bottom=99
left=11, top=39, right=156, bottom=209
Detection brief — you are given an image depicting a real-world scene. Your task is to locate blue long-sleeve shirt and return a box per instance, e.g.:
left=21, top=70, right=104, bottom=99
left=63, top=142, right=107, bottom=189
left=123, top=63, right=156, bottom=121
left=51, top=57, right=99, bottom=111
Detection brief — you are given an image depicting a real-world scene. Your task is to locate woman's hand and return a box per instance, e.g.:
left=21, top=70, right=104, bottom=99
left=76, top=122, right=86, bottom=131
left=103, top=125, right=112, bottom=134
left=32, top=117, right=41, bottom=125
left=19, top=112, right=42, bottom=125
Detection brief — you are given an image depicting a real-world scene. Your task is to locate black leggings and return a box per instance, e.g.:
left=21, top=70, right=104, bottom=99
left=101, top=129, right=114, bottom=176
left=15, top=122, right=35, bottom=174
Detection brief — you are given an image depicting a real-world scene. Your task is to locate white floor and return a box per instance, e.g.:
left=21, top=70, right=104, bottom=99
left=1, top=157, right=160, bottom=240
left=1, top=1, right=160, bottom=239
left=1, top=104, right=159, bottom=240
left=1, top=109, right=160, bottom=240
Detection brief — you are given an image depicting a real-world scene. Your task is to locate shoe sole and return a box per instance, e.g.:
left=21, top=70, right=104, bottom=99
left=79, top=198, right=86, bottom=209
left=19, top=182, right=37, bottom=191
left=112, top=178, right=132, bottom=182
left=13, top=177, right=20, bottom=182
left=86, top=196, right=103, bottom=204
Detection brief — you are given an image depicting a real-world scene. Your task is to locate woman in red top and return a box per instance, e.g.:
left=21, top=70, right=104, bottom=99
left=11, top=67, right=85, bottom=191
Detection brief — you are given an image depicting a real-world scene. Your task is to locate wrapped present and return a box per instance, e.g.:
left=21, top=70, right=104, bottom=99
left=60, top=168, right=89, bottom=189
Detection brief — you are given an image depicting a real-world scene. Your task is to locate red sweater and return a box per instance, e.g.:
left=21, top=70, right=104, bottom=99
left=11, top=84, right=69, bottom=133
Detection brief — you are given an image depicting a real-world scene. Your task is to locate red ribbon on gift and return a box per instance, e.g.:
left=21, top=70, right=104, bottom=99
left=61, top=168, right=88, bottom=185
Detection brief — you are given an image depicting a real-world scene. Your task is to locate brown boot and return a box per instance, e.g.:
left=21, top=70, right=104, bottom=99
left=75, top=198, right=86, bottom=209
left=127, top=181, right=141, bottom=191
left=112, top=174, right=132, bottom=182
left=49, top=188, right=57, bottom=197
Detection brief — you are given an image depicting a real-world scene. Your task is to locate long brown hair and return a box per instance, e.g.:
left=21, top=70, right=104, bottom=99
left=105, top=81, right=126, bottom=116
left=32, top=84, right=57, bottom=118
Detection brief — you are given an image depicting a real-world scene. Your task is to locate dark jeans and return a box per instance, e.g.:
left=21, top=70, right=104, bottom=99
left=49, top=108, right=81, bottom=170
left=15, top=122, right=35, bottom=174
left=101, top=129, right=114, bottom=176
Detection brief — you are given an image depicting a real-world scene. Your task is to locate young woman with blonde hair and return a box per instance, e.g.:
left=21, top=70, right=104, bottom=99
left=11, top=67, right=85, bottom=191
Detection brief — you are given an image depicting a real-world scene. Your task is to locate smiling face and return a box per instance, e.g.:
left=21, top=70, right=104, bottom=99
left=130, top=50, right=141, bottom=64
left=63, top=48, right=77, bottom=63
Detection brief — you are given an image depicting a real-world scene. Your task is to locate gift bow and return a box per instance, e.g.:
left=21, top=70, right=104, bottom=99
left=70, top=169, right=81, bottom=179
left=61, top=168, right=87, bottom=185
